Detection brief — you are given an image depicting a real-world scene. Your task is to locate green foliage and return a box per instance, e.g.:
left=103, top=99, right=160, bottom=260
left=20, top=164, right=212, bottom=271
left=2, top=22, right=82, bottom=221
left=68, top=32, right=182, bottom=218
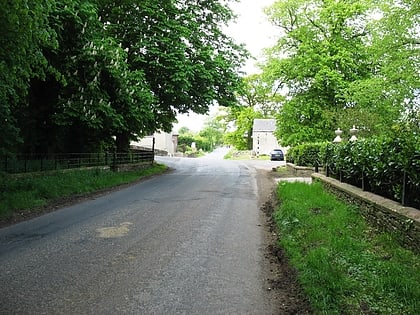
left=223, top=73, right=283, bottom=150
left=177, top=127, right=191, bottom=135
left=1, top=0, right=247, bottom=155
left=177, top=123, right=223, bottom=153
left=177, top=133, right=210, bottom=152
left=324, top=126, right=420, bottom=206
left=198, top=118, right=225, bottom=151
left=263, top=0, right=419, bottom=146
left=287, top=142, right=328, bottom=166
left=224, top=106, right=263, bottom=150
left=0, top=0, right=57, bottom=154
left=0, top=164, right=167, bottom=220
left=237, top=74, right=284, bottom=116
left=178, top=134, right=196, bottom=149
left=276, top=181, right=420, bottom=314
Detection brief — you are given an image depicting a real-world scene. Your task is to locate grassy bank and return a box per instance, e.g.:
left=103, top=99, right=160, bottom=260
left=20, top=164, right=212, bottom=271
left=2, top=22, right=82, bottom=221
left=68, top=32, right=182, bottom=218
left=0, top=163, right=167, bottom=221
left=275, top=181, right=419, bottom=314
left=224, top=149, right=269, bottom=160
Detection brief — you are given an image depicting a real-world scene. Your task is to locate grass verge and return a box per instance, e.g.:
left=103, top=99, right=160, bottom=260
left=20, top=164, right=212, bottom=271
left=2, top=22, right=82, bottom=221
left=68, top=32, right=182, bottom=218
left=275, top=181, right=419, bottom=314
left=0, top=163, right=167, bottom=221
left=224, top=149, right=269, bottom=160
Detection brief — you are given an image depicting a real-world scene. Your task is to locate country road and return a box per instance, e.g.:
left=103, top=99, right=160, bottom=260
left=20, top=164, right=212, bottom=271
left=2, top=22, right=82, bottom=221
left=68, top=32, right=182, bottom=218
left=0, top=148, right=287, bottom=314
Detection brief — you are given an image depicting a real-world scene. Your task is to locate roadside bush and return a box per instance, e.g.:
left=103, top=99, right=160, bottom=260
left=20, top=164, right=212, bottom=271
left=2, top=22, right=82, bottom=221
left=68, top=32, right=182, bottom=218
left=177, top=134, right=211, bottom=152
left=287, top=142, right=328, bottom=167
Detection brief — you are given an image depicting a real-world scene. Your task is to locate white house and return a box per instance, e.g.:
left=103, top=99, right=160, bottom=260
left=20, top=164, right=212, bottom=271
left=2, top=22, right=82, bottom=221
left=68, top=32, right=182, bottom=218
left=130, top=131, right=178, bottom=156
left=252, top=119, right=282, bottom=156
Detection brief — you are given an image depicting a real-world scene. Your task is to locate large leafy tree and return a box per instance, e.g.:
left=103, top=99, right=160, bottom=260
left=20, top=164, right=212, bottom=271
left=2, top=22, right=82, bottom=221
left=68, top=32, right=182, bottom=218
left=263, top=0, right=374, bottom=146
left=237, top=74, right=284, bottom=117
left=2, top=0, right=247, bottom=155
left=263, top=0, right=419, bottom=146
left=96, top=0, right=247, bottom=151
left=224, top=106, right=263, bottom=150
left=48, top=0, right=155, bottom=153
left=359, top=0, right=419, bottom=127
left=199, top=118, right=225, bottom=151
left=0, top=1, right=57, bottom=154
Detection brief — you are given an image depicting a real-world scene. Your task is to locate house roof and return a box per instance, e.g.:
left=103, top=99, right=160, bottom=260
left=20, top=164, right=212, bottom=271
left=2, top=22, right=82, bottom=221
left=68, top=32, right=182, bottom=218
left=253, top=119, right=276, bottom=132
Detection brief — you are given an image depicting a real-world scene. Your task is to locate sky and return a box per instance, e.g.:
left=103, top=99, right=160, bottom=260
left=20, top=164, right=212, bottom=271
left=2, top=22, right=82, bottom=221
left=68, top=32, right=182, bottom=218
left=173, top=0, right=278, bottom=133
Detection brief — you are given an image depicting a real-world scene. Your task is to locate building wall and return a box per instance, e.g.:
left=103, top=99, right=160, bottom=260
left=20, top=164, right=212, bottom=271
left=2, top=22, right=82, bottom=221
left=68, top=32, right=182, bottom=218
left=253, top=131, right=280, bottom=156
left=131, top=132, right=175, bottom=155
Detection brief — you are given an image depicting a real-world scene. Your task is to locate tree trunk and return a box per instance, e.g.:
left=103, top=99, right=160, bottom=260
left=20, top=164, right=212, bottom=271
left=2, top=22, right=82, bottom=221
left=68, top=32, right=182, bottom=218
left=247, top=128, right=253, bottom=150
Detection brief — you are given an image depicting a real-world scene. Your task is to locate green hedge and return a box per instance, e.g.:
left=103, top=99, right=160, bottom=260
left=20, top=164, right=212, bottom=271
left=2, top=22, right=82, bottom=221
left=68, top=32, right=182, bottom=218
left=324, top=131, right=420, bottom=208
left=287, top=128, right=419, bottom=208
left=286, top=142, right=328, bottom=167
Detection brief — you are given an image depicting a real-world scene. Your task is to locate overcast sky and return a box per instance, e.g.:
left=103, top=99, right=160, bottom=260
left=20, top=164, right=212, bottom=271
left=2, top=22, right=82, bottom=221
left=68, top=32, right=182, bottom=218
left=174, top=0, right=277, bottom=133
left=226, top=0, right=278, bottom=74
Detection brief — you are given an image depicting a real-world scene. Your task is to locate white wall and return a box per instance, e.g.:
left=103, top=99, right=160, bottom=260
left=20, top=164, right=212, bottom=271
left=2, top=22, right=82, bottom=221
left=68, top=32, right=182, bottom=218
left=253, top=131, right=280, bottom=155
left=131, top=132, right=175, bottom=155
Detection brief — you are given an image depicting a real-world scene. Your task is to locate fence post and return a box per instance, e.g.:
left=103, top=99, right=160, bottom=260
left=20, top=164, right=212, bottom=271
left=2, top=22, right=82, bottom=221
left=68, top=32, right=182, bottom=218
left=402, top=170, right=408, bottom=206
left=362, top=167, right=366, bottom=191
left=152, top=137, right=155, bottom=165
left=112, top=151, right=117, bottom=171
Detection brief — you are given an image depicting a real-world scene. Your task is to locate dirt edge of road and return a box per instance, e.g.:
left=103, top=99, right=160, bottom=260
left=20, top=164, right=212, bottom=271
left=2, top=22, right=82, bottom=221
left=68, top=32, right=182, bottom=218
left=256, top=168, right=313, bottom=314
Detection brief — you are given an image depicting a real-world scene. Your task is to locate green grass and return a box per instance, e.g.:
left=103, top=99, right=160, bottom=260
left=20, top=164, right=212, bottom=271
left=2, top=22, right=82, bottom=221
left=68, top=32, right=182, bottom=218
left=224, top=149, right=269, bottom=160
left=275, top=181, right=419, bottom=314
left=0, top=163, right=167, bottom=220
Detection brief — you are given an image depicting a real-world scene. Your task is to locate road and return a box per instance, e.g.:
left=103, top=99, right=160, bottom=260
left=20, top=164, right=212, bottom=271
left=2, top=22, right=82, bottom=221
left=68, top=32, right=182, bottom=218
left=0, top=148, right=286, bottom=314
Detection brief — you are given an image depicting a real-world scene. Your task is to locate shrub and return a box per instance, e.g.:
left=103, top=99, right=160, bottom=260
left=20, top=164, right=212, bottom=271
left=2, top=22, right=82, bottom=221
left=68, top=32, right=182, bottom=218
left=324, top=127, right=420, bottom=207
left=287, top=142, right=328, bottom=167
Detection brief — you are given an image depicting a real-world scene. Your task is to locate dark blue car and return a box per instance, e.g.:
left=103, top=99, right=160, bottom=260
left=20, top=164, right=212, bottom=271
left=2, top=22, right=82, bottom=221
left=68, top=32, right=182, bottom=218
left=270, top=149, right=284, bottom=161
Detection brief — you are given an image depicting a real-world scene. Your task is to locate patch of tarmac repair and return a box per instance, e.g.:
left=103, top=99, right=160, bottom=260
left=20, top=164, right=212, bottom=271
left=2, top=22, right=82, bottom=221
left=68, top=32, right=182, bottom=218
left=96, top=222, right=133, bottom=238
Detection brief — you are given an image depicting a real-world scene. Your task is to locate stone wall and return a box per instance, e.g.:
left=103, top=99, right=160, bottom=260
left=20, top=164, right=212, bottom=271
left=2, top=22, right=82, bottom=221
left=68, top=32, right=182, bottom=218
left=286, top=163, right=320, bottom=177
left=312, top=173, right=420, bottom=253
left=112, top=161, right=154, bottom=172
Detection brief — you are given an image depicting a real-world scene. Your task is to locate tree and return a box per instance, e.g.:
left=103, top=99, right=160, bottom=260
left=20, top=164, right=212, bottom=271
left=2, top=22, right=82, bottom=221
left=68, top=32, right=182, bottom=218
left=1, top=0, right=248, bottom=155
left=224, top=106, right=263, bottom=150
left=358, top=0, right=419, bottom=126
left=0, top=0, right=57, bottom=154
left=262, top=0, right=371, bottom=145
left=19, top=0, right=143, bottom=153
left=222, top=73, right=280, bottom=150
left=199, top=118, right=225, bottom=151
left=237, top=74, right=284, bottom=117
left=263, top=0, right=419, bottom=146
left=96, top=0, right=248, bottom=151
left=178, top=127, right=191, bottom=136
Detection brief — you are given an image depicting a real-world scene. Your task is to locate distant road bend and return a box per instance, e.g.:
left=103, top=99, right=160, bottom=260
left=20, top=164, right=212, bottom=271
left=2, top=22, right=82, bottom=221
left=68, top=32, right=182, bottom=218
left=0, top=148, right=286, bottom=314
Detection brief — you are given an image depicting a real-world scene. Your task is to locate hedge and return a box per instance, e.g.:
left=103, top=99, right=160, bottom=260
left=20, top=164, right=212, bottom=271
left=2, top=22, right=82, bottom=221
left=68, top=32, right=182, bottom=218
left=287, top=129, right=419, bottom=208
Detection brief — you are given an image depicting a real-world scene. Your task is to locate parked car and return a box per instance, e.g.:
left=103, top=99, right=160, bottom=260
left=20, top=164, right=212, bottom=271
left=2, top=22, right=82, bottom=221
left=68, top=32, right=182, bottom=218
left=270, top=149, right=284, bottom=161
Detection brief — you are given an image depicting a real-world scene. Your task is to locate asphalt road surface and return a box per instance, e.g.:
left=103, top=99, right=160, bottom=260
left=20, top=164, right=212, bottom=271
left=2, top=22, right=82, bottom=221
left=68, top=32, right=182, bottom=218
left=0, top=148, right=286, bottom=314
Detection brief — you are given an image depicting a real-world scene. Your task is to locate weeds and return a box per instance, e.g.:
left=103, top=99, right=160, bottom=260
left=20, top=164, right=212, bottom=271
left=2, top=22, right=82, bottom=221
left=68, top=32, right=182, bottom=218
left=0, top=164, right=167, bottom=220
left=275, top=181, right=419, bottom=314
